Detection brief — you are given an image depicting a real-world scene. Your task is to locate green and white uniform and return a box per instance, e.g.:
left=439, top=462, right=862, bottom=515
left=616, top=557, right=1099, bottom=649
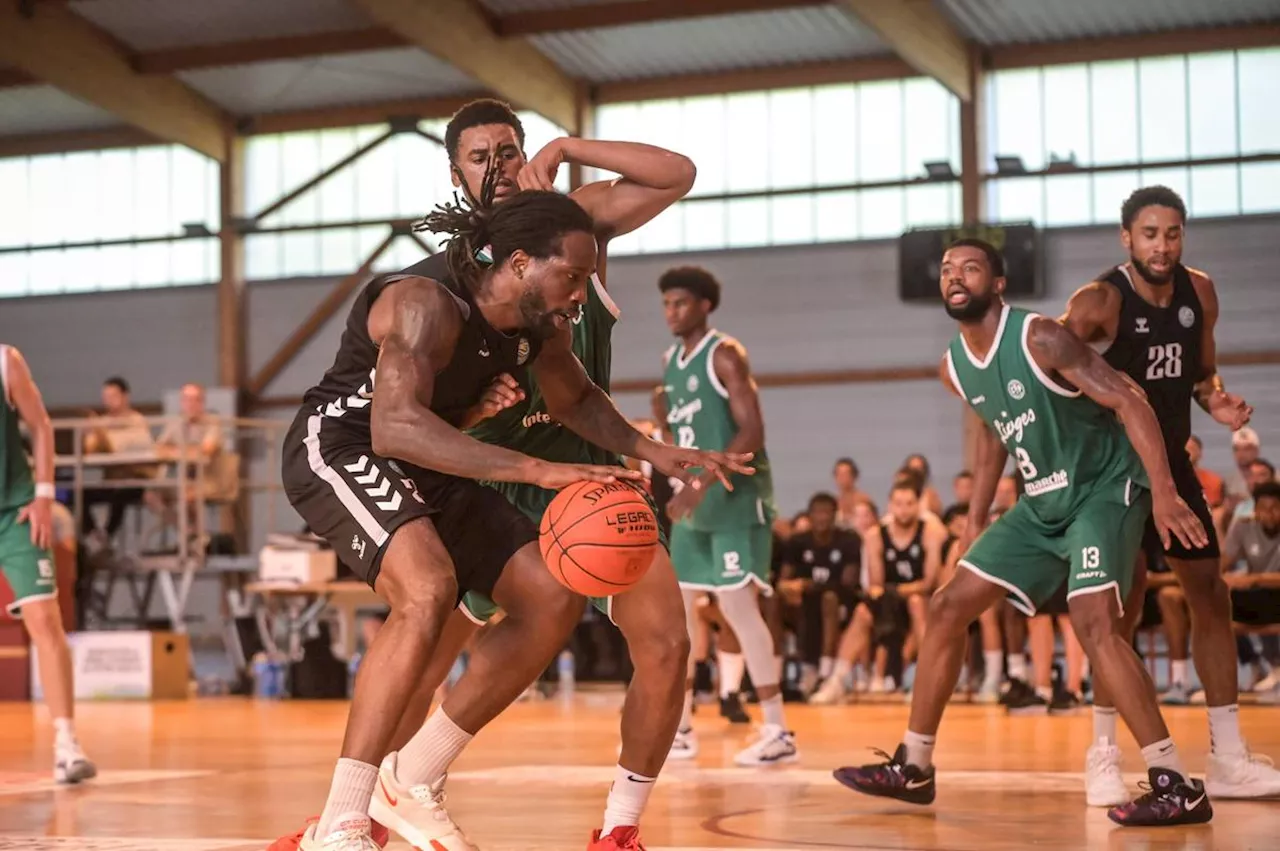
left=663, top=330, right=775, bottom=592
left=0, top=345, right=55, bottom=617
left=947, top=305, right=1150, bottom=615
left=460, top=276, right=663, bottom=625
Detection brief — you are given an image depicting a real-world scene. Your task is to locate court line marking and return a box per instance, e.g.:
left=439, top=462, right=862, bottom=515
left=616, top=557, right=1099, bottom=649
left=0, top=770, right=216, bottom=798
left=0, top=841, right=800, bottom=851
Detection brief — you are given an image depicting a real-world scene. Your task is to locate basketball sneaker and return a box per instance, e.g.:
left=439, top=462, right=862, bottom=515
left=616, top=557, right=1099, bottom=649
left=668, top=726, right=698, bottom=760
left=809, top=676, right=849, bottom=705
left=1160, top=682, right=1191, bottom=705
left=267, top=817, right=390, bottom=851
left=1084, top=737, right=1130, bottom=807
left=587, top=826, right=646, bottom=849
left=368, top=754, right=478, bottom=850
left=53, top=741, right=96, bottom=785
left=298, top=816, right=383, bottom=851
left=1204, top=747, right=1280, bottom=798
left=832, top=744, right=936, bottom=805
left=1107, top=768, right=1212, bottom=826
left=719, top=693, right=751, bottom=724
left=733, top=724, right=798, bottom=766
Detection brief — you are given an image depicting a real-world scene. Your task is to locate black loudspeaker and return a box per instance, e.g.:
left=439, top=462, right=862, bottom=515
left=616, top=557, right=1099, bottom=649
left=899, top=222, right=1041, bottom=302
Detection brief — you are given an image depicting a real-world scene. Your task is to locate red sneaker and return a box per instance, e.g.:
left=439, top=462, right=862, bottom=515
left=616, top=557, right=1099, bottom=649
left=267, top=817, right=390, bottom=850
left=588, top=826, right=646, bottom=849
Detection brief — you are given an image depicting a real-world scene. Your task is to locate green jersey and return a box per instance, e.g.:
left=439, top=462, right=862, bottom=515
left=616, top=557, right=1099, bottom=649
left=945, top=305, right=1147, bottom=526
left=0, top=346, right=35, bottom=511
left=466, top=276, right=621, bottom=467
left=662, top=329, right=775, bottom=531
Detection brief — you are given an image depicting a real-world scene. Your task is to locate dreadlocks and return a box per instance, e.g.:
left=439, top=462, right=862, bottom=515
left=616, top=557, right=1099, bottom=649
left=416, top=156, right=595, bottom=293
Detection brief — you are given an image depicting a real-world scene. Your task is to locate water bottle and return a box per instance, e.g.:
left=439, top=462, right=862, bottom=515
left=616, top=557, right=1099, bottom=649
left=557, top=649, right=575, bottom=695
left=251, top=652, right=270, bottom=699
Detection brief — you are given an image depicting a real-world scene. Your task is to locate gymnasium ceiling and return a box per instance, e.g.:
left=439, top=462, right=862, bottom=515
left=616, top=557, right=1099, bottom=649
left=0, top=0, right=1277, bottom=159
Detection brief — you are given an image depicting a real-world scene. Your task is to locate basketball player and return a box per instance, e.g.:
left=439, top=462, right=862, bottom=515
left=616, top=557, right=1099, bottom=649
left=1061, top=185, right=1280, bottom=801
left=659, top=266, right=797, bottom=765
left=280, top=186, right=746, bottom=851
left=0, top=345, right=96, bottom=784
left=836, top=239, right=1213, bottom=826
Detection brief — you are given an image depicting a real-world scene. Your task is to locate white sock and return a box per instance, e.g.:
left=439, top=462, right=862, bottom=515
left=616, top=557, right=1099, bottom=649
left=760, top=695, right=785, bottom=728
left=601, top=764, right=656, bottom=835
left=982, top=651, right=1003, bottom=689
left=316, top=758, right=378, bottom=837
left=53, top=717, right=76, bottom=748
left=819, top=656, right=834, bottom=679
left=1093, top=707, right=1118, bottom=746
left=1007, top=653, right=1027, bottom=682
left=903, top=729, right=936, bottom=769
left=679, top=690, right=693, bottom=731
left=1171, top=660, right=1188, bottom=687
left=1140, top=737, right=1186, bottom=778
left=396, top=709, right=473, bottom=787
left=1207, top=704, right=1245, bottom=757
left=717, top=651, right=745, bottom=698
left=832, top=658, right=853, bottom=683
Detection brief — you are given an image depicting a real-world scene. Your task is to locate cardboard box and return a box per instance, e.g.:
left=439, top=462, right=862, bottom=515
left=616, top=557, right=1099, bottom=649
left=31, top=631, right=189, bottom=701
left=259, top=546, right=337, bottom=584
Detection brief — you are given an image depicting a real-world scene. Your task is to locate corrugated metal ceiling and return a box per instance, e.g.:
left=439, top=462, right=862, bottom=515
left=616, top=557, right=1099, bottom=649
left=178, top=48, right=478, bottom=118
left=69, top=0, right=376, bottom=51
left=938, top=0, right=1280, bottom=45
left=532, top=6, right=884, bottom=81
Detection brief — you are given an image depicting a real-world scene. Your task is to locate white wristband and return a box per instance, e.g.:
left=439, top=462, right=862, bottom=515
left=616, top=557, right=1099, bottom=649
left=34, top=483, right=55, bottom=499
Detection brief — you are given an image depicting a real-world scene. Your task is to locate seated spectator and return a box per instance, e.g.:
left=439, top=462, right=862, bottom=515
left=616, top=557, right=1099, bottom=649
left=1231, top=458, right=1275, bottom=523
left=1225, top=427, right=1261, bottom=514
left=81, top=376, right=155, bottom=544
left=902, top=453, right=945, bottom=516
left=832, top=458, right=868, bottom=530
left=145, top=383, right=225, bottom=541
left=1224, top=481, right=1280, bottom=693
left=772, top=493, right=862, bottom=696
left=849, top=497, right=879, bottom=539
left=952, top=470, right=974, bottom=507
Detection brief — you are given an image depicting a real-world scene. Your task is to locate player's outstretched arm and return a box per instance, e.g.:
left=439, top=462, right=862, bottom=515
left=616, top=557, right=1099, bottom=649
left=520, top=138, right=695, bottom=245
left=1025, top=316, right=1208, bottom=551
left=369, top=279, right=621, bottom=488
left=532, top=327, right=751, bottom=491
left=6, top=347, right=55, bottom=549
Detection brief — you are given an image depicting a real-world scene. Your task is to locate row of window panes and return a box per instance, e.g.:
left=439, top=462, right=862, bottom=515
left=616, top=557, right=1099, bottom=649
left=986, top=162, right=1280, bottom=228
left=0, top=239, right=218, bottom=298
left=0, top=146, right=218, bottom=250
left=244, top=229, right=433, bottom=281
left=245, top=113, right=570, bottom=228
left=606, top=184, right=961, bottom=256
left=986, top=48, right=1280, bottom=172
left=591, top=78, right=961, bottom=196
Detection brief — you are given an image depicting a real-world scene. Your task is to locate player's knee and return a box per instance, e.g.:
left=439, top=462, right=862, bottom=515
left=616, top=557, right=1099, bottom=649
left=926, top=587, right=969, bottom=633
left=1066, top=600, right=1118, bottom=651
left=19, top=599, right=64, bottom=641
left=630, top=621, right=690, bottom=678
left=1156, top=584, right=1186, bottom=610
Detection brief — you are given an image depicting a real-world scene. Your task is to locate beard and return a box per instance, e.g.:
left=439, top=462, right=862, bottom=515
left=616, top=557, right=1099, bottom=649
left=1131, top=255, right=1174, bottom=285
left=944, top=289, right=995, bottom=321
left=517, top=286, right=561, bottom=341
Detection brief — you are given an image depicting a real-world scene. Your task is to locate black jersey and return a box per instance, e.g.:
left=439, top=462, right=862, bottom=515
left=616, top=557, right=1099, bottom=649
left=300, top=257, right=541, bottom=438
left=1099, top=263, right=1205, bottom=453
left=787, top=529, right=862, bottom=586
left=881, top=521, right=926, bottom=584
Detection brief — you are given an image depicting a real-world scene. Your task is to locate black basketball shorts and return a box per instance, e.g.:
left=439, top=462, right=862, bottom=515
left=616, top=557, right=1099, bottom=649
left=281, top=412, right=538, bottom=596
left=1141, top=452, right=1220, bottom=562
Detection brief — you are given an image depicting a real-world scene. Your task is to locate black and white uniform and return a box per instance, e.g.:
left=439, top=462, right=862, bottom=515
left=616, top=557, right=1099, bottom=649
left=880, top=522, right=926, bottom=586
left=281, top=258, right=543, bottom=593
left=1098, top=263, right=1219, bottom=561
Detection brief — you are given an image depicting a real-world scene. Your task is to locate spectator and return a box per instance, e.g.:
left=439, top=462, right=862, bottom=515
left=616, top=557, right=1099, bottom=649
left=1187, top=435, right=1224, bottom=509
left=146, top=383, right=225, bottom=537
left=81, top=376, right=155, bottom=542
left=849, top=497, right=879, bottom=539
left=902, top=453, right=945, bottom=516
left=952, top=470, right=974, bottom=506
left=1232, top=458, right=1276, bottom=522
left=1227, top=427, right=1262, bottom=507
left=1224, top=481, right=1280, bottom=695
left=832, top=458, right=867, bottom=530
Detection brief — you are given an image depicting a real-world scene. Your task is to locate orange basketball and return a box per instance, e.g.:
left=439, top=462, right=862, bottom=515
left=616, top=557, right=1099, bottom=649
left=539, top=481, right=660, bottom=597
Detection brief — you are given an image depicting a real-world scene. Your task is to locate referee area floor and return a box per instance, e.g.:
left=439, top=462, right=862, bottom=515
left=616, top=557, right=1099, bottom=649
left=1, top=692, right=1278, bottom=850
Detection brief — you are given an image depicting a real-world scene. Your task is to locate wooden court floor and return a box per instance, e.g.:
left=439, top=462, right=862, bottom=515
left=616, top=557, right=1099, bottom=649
left=2, top=692, right=1279, bottom=850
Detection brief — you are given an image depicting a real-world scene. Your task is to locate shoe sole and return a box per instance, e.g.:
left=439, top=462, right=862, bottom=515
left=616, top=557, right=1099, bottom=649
left=734, top=751, right=799, bottom=767
left=1107, top=806, right=1214, bottom=827
left=369, top=797, right=470, bottom=851
left=832, top=770, right=935, bottom=805
left=667, top=749, right=698, bottom=761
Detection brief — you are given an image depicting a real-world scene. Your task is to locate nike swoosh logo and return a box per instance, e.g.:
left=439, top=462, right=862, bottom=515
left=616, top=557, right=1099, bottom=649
left=378, top=775, right=398, bottom=807
left=905, top=778, right=932, bottom=790
left=1185, top=793, right=1206, bottom=810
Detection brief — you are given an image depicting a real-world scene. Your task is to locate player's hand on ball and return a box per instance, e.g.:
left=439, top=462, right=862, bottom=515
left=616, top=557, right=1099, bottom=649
left=1152, top=491, right=1209, bottom=552
left=535, top=461, right=643, bottom=490
left=1208, top=391, right=1252, bottom=430
left=518, top=139, right=565, bottom=192
left=461, top=373, right=524, bottom=428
